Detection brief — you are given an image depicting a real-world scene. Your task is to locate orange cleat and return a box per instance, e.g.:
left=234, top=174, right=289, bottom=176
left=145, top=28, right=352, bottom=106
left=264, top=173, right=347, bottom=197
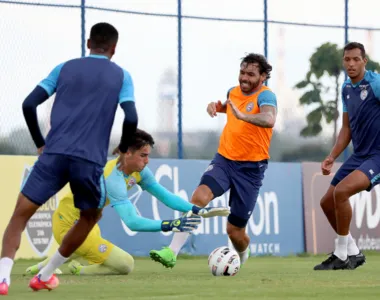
left=0, top=279, right=8, bottom=296
left=29, top=274, right=59, bottom=292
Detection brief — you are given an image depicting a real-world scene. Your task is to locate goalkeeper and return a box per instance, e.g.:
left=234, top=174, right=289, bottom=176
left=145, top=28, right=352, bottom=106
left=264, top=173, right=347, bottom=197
left=25, top=129, right=229, bottom=276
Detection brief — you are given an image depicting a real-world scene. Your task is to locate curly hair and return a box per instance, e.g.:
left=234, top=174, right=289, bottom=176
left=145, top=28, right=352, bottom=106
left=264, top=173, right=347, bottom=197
left=241, top=53, right=272, bottom=80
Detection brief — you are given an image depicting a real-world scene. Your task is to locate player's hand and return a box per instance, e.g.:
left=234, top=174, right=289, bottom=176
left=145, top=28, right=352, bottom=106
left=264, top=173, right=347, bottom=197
left=227, top=100, right=245, bottom=120
left=207, top=101, right=224, bottom=117
left=161, top=211, right=201, bottom=232
left=37, top=146, right=45, bottom=155
left=191, top=205, right=230, bottom=218
left=321, top=155, right=335, bottom=175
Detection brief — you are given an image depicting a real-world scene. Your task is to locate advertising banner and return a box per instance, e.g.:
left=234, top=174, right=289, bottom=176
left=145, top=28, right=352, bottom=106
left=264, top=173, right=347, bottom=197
left=302, top=162, right=380, bottom=254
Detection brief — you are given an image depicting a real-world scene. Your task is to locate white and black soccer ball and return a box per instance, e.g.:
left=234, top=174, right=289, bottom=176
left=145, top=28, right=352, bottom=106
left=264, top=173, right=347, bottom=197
left=208, top=246, right=241, bottom=276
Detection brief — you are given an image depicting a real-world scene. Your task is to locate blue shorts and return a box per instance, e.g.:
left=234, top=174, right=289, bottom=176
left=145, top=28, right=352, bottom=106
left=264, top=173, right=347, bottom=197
left=331, top=153, right=380, bottom=191
left=22, top=153, right=106, bottom=210
left=199, top=153, right=268, bottom=228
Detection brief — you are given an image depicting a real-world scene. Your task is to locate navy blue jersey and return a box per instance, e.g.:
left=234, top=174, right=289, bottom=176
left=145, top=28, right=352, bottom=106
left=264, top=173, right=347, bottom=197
left=38, top=54, right=134, bottom=165
left=342, top=71, right=380, bottom=157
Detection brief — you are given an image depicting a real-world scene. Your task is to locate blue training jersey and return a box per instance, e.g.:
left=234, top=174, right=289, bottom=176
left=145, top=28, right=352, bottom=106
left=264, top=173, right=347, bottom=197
left=38, top=54, right=135, bottom=166
left=342, top=70, right=380, bottom=157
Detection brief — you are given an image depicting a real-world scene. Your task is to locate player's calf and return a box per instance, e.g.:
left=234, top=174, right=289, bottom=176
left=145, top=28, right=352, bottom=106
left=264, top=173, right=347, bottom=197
left=226, top=219, right=250, bottom=265
left=107, top=248, right=134, bottom=275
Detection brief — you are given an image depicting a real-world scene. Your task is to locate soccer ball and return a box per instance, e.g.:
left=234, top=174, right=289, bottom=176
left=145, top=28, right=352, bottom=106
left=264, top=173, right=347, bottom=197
left=208, top=246, right=241, bottom=276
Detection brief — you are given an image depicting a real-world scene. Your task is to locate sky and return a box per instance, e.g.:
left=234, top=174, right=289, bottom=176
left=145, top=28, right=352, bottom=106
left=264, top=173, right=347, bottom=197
left=0, top=0, right=379, bottom=141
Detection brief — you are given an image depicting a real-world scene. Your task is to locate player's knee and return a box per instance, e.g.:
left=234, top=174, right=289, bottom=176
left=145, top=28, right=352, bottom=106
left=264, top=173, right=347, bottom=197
left=320, top=186, right=335, bottom=212
left=191, top=186, right=213, bottom=207
left=115, top=253, right=134, bottom=275
left=334, top=184, right=351, bottom=202
left=320, top=194, right=334, bottom=212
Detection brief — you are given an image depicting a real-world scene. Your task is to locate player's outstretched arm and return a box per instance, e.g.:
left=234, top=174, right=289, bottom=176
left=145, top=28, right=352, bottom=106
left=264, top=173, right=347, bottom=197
left=143, top=177, right=230, bottom=217
left=111, top=200, right=200, bottom=233
left=145, top=182, right=193, bottom=212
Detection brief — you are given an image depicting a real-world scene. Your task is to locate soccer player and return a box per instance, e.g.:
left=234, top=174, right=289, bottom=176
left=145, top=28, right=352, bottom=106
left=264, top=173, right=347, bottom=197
left=25, top=129, right=227, bottom=276
left=150, top=53, right=277, bottom=268
left=0, top=23, right=138, bottom=295
left=314, top=42, right=379, bottom=270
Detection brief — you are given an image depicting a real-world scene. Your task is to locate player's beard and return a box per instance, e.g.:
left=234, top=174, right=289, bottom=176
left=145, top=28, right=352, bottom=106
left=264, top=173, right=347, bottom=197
left=240, top=80, right=260, bottom=94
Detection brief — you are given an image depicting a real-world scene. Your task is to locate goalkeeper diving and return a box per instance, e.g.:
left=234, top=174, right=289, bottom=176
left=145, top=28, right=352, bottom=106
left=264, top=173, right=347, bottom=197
left=25, top=129, right=229, bottom=276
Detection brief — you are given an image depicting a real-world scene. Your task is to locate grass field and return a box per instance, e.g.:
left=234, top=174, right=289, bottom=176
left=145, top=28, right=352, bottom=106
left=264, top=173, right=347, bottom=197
left=5, top=252, right=380, bottom=299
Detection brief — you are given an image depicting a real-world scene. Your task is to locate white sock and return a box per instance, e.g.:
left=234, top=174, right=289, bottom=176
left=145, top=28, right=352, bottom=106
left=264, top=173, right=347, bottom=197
left=347, top=233, right=360, bottom=256
left=0, top=258, right=14, bottom=286
left=37, top=261, right=46, bottom=271
left=334, top=234, right=348, bottom=261
left=238, top=247, right=250, bottom=265
left=38, top=251, right=68, bottom=281
left=169, top=232, right=190, bottom=256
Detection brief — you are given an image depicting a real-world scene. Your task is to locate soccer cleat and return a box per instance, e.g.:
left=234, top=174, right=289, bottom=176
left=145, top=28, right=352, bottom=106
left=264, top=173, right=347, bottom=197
left=25, top=264, right=40, bottom=276
left=0, top=279, right=9, bottom=296
left=348, top=251, right=366, bottom=269
left=25, top=265, right=63, bottom=276
left=29, top=274, right=59, bottom=292
left=314, top=253, right=350, bottom=270
left=150, top=247, right=176, bottom=268
left=68, top=260, right=83, bottom=275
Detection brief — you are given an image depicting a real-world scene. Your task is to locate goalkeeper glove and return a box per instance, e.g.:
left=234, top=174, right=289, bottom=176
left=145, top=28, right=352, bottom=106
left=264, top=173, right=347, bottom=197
left=161, top=211, right=201, bottom=232
left=191, top=205, right=230, bottom=218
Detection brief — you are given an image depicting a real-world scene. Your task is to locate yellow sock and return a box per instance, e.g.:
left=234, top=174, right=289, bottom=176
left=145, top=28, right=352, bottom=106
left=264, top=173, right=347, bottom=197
left=79, top=246, right=134, bottom=275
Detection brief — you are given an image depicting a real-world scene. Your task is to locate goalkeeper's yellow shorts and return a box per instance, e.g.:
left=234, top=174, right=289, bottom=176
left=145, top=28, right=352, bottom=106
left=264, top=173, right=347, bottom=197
left=52, top=212, right=114, bottom=264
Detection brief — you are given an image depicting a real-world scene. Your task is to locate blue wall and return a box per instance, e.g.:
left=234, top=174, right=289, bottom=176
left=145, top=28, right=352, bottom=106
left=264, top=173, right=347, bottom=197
left=98, top=160, right=304, bottom=256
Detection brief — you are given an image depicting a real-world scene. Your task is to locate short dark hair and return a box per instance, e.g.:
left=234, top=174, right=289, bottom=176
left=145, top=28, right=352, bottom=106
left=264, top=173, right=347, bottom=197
left=343, top=42, right=366, bottom=58
left=129, top=129, right=155, bottom=152
left=89, top=22, right=118, bottom=52
left=241, top=53, right=272, bottom=80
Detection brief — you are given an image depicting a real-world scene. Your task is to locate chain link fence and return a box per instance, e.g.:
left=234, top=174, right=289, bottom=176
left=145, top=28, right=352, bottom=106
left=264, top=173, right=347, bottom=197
left=1, top=0, right=379, bottom=161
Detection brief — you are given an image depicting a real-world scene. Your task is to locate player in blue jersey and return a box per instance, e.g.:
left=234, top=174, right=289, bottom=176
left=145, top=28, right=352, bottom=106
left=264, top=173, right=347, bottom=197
left=0, top=23, right=139, bottom=295
left=24, top=129, right=228, bottom=276
left=314, top=42, right=380, bottom=270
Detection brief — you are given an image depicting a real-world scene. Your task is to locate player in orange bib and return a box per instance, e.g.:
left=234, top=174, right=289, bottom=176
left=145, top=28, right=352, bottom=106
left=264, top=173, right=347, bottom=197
left=150, top=53, right=277, bottom=268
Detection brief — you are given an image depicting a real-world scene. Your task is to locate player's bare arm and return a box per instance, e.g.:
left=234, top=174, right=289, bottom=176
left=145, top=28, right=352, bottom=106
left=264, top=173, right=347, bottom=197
left=228, top=100, right=276, bottom=128
left=329, top=112, right=351, bottom=160
left=321, top=112, right=351, bottom=175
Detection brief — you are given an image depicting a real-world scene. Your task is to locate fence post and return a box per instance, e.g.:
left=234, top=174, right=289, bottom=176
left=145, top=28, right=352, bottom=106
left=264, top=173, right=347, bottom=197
left=81, top=0, right=86, bottom=57
left=263, top=0, right=268, bottom=86
left=264, top=0, right=268, bottom=59
left=343, top=0, right=349, bottom=161
left=177, top=0, right=183, bottom=159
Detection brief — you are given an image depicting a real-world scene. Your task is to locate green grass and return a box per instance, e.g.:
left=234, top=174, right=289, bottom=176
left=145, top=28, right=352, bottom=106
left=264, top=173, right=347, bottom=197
left=6, top=252, right=380, bottom=299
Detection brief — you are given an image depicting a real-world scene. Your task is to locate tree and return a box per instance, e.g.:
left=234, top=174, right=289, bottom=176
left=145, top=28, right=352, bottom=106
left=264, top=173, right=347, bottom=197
left=295, top=42, right=380, bottom=145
